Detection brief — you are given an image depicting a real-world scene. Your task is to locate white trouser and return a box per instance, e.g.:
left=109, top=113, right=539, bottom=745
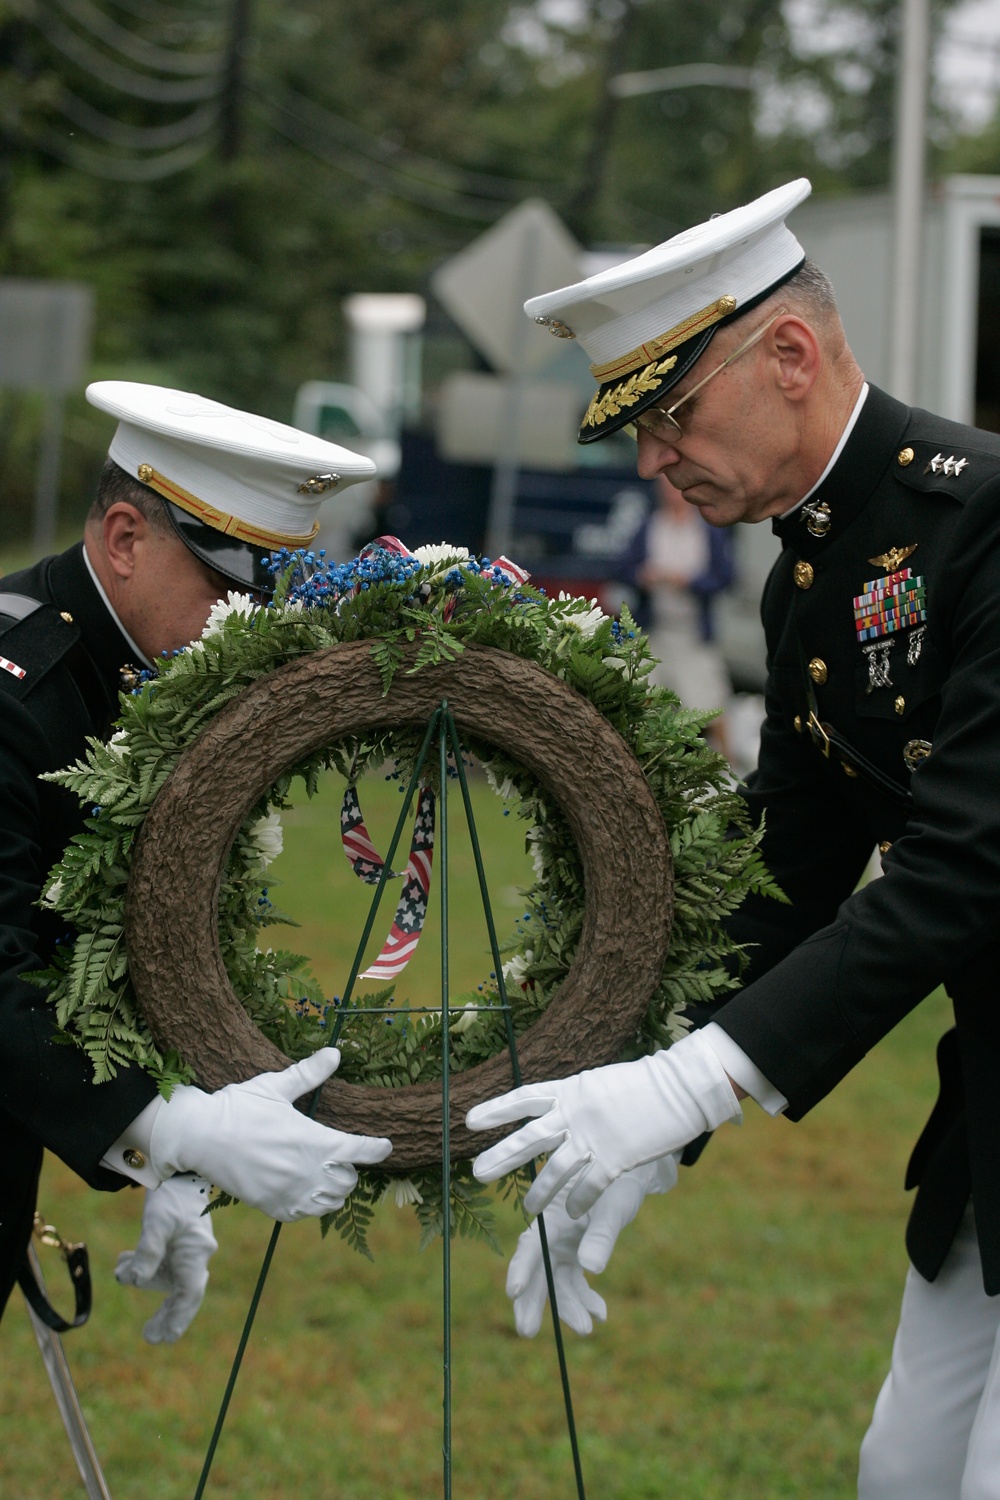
left=858, top=1204, right=1000, bottom=1500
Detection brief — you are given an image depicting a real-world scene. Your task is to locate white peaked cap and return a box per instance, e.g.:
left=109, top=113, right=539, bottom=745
left=87, top=381, right=378, bottom=548
left=524, top=178, right=812, bottom=441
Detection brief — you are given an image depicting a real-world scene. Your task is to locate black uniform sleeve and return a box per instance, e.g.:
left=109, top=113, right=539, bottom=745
left=714, top=477, right=1000, bottom=1116
left=0, top=699, right=156, bottom=1188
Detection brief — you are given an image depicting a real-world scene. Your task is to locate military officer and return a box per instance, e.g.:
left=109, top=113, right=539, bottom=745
left=0, top=381, right=393, bottom=1343
left=467, top=179, right=1000, bottom=1498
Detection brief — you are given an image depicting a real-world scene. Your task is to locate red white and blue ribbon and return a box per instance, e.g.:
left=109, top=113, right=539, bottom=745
left=341, top=784, right=435, bottom=980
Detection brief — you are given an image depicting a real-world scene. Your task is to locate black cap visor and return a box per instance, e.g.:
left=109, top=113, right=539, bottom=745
left=162, top=500, right=275, bottom=594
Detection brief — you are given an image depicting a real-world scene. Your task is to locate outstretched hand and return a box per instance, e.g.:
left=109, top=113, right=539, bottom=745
left=467, top=1032, right=740, bottom=1217
left=508, top=1156, right=679, bottom=1337
left=149, top=1049, right=393, bottom=1223
left=115, top=1175, right=217, bottom=1344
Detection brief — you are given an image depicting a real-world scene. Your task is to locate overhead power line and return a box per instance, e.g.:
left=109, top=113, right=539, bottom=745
left=54, top=0, right=223, bottom=75
left=56, top=87, right=218, bottom=146
left=14, top=117, right=215, bottom=177
left=251, top=91, right=504, bottom=223
left=23, top=2, right=222, bottom=99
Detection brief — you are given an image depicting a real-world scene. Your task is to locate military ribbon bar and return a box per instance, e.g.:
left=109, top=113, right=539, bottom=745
left=853, top=568, right=927, bottom=643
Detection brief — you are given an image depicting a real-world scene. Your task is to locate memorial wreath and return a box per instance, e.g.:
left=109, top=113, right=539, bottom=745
left=34, top=538, right=780, bottom=1253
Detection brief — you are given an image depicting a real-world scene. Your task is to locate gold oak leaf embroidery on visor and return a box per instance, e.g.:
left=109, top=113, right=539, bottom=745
left=582, top=355, right=678, bottom=429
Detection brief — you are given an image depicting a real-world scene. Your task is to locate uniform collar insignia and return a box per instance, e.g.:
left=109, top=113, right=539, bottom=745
left=925, top=453, right=968, bottom=477
left=868, top=543, right=917, bottom=572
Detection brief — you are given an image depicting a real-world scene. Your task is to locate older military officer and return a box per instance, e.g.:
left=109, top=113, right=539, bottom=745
left=467, top=180, right=1000, bottom=1498
left=0, top=382, right=392, bottom=1344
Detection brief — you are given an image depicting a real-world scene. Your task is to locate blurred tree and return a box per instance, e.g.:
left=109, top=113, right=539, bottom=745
left=0, top=0, right=974, bottom=541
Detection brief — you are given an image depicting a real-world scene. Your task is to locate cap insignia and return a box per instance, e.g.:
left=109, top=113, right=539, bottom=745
left=868, top=543, right=917, bottom=572
left=589, top=294, right=737, bottom=384
left=582, top=355, right=677, bottom=430
left=534, top=317, right=575, bottom=339
left=297, top=472, right=341, bottom=495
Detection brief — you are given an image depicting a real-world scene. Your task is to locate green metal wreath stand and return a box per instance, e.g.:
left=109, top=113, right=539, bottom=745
left=190, top=703, right=586, bottom=1500
left=119, top=642, right=671, bottom=1498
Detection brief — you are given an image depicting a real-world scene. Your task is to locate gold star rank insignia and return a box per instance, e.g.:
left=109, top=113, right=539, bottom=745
left=867, top=543, right=918, bottom=573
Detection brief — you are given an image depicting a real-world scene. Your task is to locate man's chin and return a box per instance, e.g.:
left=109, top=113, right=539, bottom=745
left=685, top=492, right=739, bottom=528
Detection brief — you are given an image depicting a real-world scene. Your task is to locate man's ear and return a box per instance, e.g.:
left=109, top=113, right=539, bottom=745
left=100, top=503, right=147, bottom=581
left=770, top=315, right=821, bottom=403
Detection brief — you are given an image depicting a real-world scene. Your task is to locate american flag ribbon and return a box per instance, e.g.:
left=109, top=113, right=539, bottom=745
left=340, top=785, right=436, bottom=981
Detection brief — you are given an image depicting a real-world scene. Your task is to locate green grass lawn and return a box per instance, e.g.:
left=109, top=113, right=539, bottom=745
left=0, top=771, right=951, bottom=1498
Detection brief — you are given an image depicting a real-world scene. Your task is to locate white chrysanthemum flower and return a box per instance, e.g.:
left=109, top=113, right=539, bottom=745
left=502, top=950, right=533, bottom=984
left=380, top=1177, right=424, bottom=1208
left=450, top=1002, right=481, bottom=1035
left=483, top=764, right=517, bottom=800
left=106, top=729, right=130, bottom=758
left=42, top=876, right=64, bottom=909
left=201, top=591, right=257, bottom=638
left=248, top=810, right=283, bottom=866
left=525, top=828, right=545, bottom=881
left=413, top=543, right=470, bottom=567
left=555, top=591, right=607, bottom=638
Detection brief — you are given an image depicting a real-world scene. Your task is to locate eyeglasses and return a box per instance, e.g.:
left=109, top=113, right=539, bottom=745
left=627, top=307, right=788, bottom=443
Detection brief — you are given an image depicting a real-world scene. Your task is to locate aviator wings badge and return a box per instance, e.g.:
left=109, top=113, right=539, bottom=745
left=868, top=543, right=917, bottom=573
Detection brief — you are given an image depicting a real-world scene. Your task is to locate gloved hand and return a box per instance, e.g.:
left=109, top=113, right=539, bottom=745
left=467, top=1028, right=740, bottom=1216
left=149, top=1049, right=392, bottom=1222
left=115, top=1175, right=217, bottom=1344
left=509, top=1154, right=680, bottom=1337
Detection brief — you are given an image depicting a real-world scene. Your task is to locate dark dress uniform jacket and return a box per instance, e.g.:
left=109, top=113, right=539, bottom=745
left=710, top=383, right=1000, bottom=1291
left=0, top=542, right=156, bottom=1316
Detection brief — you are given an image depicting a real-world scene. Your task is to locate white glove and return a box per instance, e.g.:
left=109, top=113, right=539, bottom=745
left=149, top=1049, right=392, bottom=1222
left=509, top=1155, right=679, bottom=1337
left=467, top=1029, right=740, bottom=1217
left=115, top=1175, right=217, bottom=1344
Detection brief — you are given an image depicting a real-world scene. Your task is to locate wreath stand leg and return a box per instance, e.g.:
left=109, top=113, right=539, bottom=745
left=193, top=703, right=588, bottom=1500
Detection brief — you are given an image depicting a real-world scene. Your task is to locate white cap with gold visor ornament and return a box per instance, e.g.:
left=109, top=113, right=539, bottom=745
left=86, top=380, right=378, bottom=590
left=524, top=177, right=813, bottom=443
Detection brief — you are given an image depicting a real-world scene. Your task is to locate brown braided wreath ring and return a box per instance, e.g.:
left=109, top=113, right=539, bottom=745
left=125, top=641, right=673, bottom=1171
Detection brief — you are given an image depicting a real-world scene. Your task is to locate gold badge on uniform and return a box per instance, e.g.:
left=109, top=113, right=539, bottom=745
left=868, top=543, right=917, bottom=572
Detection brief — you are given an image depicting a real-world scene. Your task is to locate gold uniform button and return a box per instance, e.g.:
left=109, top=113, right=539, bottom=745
left=842, top=762, right=858, bottom=777
left=793, top=561, right=814, bottom=589
left=808, top=657, right=828, bottom=685
left=793, top=714, right=803, bottom=733
left=894, top=695, right=906, bottom=715
left=879, top=840, right=893, bottom=855
left=138, top=463, right=154, bottom=483
left=897, top=447, right=915, bottom=467
left=122, top=1148, right=146, bottom=1170
left=59, top=611, right=73, bottom=624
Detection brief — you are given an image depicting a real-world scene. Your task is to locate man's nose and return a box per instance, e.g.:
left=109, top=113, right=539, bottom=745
left=635, top=426, right=681, bottom=480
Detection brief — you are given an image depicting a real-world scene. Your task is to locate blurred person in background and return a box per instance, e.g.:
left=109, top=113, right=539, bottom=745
left=628, top=470, right=735, bottom=760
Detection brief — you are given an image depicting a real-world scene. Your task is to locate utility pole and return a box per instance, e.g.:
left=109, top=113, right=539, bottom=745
left=219, top=0, right=252, bottom=161
left=889, top=0, right=930, bottom=404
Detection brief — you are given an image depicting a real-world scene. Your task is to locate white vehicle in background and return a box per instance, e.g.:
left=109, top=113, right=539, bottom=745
left=292, top=380, right=401, bottom=559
